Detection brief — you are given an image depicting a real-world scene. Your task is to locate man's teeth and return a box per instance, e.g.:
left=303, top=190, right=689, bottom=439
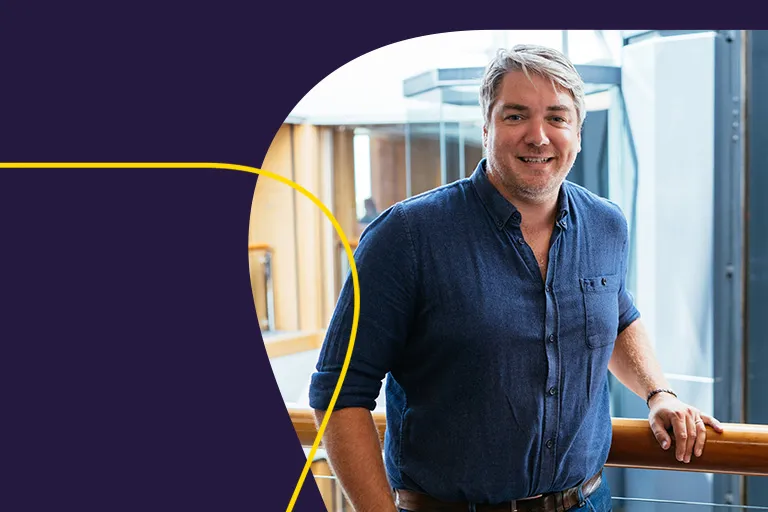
left=521, top=157, right=550, bottom=163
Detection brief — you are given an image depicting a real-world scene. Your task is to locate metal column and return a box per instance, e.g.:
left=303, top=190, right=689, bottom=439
left=745, top=29, right=768, bottom=506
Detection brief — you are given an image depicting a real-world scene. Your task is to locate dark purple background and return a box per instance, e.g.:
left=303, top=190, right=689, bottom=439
left=0, top=2, right=747, bottom=510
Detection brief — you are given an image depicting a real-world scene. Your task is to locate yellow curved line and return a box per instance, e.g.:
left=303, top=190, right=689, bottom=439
left=0, top=162, right=360, bottom=512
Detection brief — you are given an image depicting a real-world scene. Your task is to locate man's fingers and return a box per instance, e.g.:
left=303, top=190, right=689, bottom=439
left=702, top=413, right=725, bottom=433
left=694, top=416, right=707, bottom=458
left=650, top=417, right=672, bottom=450
left=670, top=414, right=688, bottom=462
left=684, top=414, right=696, bottom=463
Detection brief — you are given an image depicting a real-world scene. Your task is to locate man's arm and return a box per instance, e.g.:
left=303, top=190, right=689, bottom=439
left=310, top=204, right=417, bottom=510
left=608, top=319, right=724, bottom=463
left=313, top=407, right=397, bottom=512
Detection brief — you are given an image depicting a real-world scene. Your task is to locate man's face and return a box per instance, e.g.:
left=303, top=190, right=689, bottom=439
left=483, top=70, right=581, bottom=203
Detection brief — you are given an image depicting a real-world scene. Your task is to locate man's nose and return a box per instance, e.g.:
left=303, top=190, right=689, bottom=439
left=523, top=120, right=550, bottom=147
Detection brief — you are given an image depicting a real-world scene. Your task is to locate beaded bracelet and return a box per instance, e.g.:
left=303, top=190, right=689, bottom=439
left=646, top=388, right=677, bottom=408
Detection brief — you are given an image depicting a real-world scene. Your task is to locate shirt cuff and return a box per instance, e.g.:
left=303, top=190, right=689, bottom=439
left=309, top=369, right=383, bottom=411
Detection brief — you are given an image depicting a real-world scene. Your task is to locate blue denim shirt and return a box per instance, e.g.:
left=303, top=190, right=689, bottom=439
left=309, top=160, right=640, bottom=503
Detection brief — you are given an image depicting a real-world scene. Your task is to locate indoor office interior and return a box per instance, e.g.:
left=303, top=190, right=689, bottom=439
left=247, top=30, right=767, bottom=511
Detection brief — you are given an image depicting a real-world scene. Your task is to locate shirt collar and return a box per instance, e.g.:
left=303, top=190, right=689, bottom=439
left=470, top=158, right=571, bottom=231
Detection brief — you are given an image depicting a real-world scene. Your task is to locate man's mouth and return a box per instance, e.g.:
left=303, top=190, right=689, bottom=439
left=518, top=156, right=554, bottom=163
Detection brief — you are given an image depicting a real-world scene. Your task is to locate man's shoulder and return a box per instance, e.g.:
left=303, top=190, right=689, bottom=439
left=564, top=180, right=627, bottom=223
left=396, top=178, right=472, bottom=221
left=358, top=179, right=471, bottom=244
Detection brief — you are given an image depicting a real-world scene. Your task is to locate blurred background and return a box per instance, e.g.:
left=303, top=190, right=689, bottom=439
left=247, top=30, right=767, bottom=511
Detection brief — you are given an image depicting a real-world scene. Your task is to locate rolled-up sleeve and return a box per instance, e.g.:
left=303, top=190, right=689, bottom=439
left=309, top=203, right=417, bottom=411
left=617, top=215, right=640, bottom=333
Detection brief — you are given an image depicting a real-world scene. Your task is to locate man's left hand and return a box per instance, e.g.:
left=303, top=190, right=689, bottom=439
left=648, top=393, right=724, bottom=463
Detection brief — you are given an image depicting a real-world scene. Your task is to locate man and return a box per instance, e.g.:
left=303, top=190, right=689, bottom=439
left=309, top=44, right=723, bottom=511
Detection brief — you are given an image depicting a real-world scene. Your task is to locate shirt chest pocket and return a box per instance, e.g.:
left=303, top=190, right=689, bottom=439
left=580, top=274, right=620, bottom=349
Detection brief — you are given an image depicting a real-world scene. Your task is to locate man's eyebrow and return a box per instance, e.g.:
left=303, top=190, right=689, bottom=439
left=501, top=103, right=573, bottom=112
left=502, top=103, right=528, bottom=111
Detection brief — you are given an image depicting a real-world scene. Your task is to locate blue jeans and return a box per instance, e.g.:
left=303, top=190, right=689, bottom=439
left=398, top=477, right=612, bottom=512
left=569, top=476, right=612, bottom=512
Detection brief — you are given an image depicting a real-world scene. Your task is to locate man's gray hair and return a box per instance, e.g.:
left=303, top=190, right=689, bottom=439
left=479, top=44, right=586, bottom=129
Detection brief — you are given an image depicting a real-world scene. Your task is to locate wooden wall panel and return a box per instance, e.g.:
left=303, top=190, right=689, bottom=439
left=332, top=127, right=357, bottom=298
left=293, top=124, right=324, bottom=331
left=318, top=127, right=338, bottom=326
left=251, top=123, right=359, bottom=334
left=333, top=127, right=357, bottom=241
left=370, top=132, right=406, bottom=212
left=464, top=143, right=485, bottom=177
left=250, top=123, right=468, bottom=335
left=409, top=136, right=441, bottom=196
left=250, top=124, right=299, bottom=331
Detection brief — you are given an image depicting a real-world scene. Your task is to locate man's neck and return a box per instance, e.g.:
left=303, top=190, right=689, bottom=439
left=487, top=173, right=560, bottom=230
left=514, top=199, right=558, bottom=231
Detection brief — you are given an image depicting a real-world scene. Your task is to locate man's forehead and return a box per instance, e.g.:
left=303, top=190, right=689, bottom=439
left=497, top=71, right=575, bottom=107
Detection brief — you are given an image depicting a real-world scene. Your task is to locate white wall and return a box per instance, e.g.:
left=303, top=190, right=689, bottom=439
left=621, top=31, right=718, bottom=510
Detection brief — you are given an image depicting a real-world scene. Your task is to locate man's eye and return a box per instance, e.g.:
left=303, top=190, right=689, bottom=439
left=505, top=114, right=522, bottom=121
left=550, top=116, right=567, bottom=123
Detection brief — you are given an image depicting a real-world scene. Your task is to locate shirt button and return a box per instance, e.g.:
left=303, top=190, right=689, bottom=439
left=546, top=439, right=554, bottom=449
left=548, top=334, right=556, bottom=343
left=602, top=277, right=608, bottom=286
left=516, top=236, right=525, bottom=245
left=545, top=285, right=552, bottom=293
left=548, top=386, right=558, bottom=396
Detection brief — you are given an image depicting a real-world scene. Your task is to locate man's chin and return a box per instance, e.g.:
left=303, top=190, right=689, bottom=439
left=515, top=181, right=561, bottom=202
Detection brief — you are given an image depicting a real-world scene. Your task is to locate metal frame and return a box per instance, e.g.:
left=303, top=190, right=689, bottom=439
left=713, top=29, right=747, bottom=507
left=439, top=121, right=446, bottom=185
left=264, top=250, right=276, bottom=332
left=622, top=30, right=719, bottom=46
left=405, top=123, right=412, bottom=197
left=744, top=29, right=768, bottom=506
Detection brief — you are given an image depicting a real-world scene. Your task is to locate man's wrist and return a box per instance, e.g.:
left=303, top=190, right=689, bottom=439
left=646, top=388, right=677, bottom=408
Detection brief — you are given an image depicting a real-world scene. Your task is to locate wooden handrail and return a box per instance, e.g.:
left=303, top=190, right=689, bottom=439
left=289, top=407, right=768, bottom=476
left=248, top=243, right=273, bottom=252
left=609, top=417, right=768, bottom=476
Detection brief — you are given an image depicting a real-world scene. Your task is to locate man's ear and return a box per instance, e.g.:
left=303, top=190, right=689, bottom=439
left=482, top=124, right=488, bottom=148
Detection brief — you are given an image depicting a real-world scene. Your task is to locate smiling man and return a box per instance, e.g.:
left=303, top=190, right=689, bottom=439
left=310, top=44, right=723, bottom=512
